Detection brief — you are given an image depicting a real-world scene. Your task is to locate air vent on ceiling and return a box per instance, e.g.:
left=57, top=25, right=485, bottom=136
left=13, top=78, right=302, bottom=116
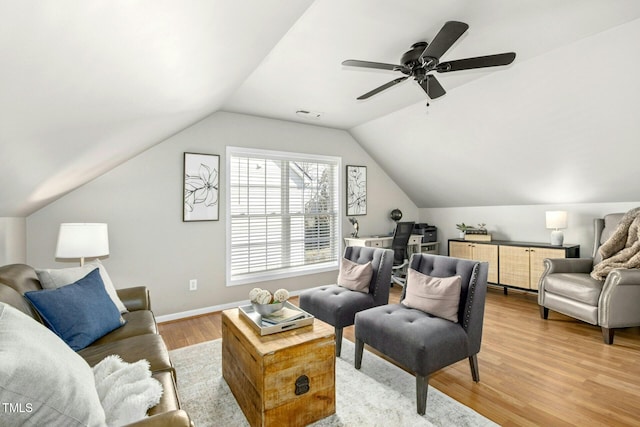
left=296, top=110, right=322, bottom=120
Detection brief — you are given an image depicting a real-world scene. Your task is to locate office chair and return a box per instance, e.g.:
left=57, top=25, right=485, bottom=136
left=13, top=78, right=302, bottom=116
left=391, top=221, right=415, bottom=286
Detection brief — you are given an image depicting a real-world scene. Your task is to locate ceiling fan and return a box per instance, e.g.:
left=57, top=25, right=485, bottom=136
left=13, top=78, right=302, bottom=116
left=342, top=21, right=516, bottom=101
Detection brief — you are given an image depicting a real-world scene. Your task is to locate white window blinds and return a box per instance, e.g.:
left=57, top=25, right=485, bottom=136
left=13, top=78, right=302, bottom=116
left=226, top=147, right=341, bottom=286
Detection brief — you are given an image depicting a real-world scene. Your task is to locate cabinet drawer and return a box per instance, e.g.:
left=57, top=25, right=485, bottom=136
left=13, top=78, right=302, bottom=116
left=472, top=243, right=498, bottom=284
left=499, top=245, right=531, bottom=288
left=408, top=235, right=422, bottom=245
left=449, top=241, right=473, bottom=259
left=529, top=247, right=565, bottom=290
left=368, top=239, right=384, bottom=247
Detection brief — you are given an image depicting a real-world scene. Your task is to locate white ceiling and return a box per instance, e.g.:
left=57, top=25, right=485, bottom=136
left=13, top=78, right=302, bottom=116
left=2, top=0, right=640, bottom=216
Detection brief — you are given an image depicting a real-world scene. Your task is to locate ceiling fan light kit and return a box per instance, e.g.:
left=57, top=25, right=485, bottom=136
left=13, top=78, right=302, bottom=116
left=342, top=21, right=516, bottom=102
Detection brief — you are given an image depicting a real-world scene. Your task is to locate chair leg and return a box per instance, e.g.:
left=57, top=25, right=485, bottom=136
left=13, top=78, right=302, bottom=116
left=469, top=354, right=480, bottom=382
left=335, top=327, right=343, bottom=356
left=602, top=327, right=614, bottom=345
left=354, top=338, right=364, bottom=369
left=416, top=374, right=429, bottom=415
left=540, top=306, right=549, bottom=319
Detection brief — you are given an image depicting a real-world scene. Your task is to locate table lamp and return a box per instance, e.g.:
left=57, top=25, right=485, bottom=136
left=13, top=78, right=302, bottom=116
left=545, top=211, right=567, bottom=246
left=55, top=223, right=109, bottom=266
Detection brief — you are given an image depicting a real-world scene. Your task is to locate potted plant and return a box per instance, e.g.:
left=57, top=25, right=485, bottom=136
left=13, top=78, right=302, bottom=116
left=456, top=223, right=472, bottom=238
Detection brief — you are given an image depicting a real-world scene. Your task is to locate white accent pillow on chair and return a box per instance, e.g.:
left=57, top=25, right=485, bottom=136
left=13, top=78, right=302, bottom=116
left=337, top=258, right=373, bottom=293
left=402, top=268, right=461, bottom=322
left=36, top=259, right=127, bottom=313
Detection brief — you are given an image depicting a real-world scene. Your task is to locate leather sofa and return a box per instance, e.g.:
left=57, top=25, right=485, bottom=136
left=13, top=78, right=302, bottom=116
left=0, top=263, right=192, bottom=427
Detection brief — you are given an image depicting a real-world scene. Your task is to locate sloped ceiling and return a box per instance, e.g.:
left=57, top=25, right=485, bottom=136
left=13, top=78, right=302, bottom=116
left=1, top=0, right=640, bottom=216
left=0, top=0, right=314, bottom=216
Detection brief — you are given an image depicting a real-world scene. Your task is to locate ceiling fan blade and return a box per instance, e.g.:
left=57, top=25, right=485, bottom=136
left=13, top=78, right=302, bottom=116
left=419, top=75, right=446, bottom=99
left=342, top=59, right=402, bottom=71
left=437, top=52, right=516, bottom=72
left=356, top=76, right=408, bottom=100
left=421, top=21, right=469, bottom=60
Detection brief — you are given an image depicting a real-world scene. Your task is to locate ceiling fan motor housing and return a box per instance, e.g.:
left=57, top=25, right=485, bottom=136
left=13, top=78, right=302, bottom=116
left=401, top=42, right=428, bottom=68
left=401, top=42, right=439, bottom=79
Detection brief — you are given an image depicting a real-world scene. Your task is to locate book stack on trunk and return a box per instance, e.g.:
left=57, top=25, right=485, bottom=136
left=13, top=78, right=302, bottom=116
left=262, top=307, right=307, bottom=325
left=464, top=228, right=492, bottom=241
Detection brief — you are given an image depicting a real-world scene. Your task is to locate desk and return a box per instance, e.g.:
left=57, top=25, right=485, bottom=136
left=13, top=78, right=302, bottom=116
left=344, top=235, right=437, bottom=256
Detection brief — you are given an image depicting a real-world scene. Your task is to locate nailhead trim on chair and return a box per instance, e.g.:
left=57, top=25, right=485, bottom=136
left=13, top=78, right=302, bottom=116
left=371, top=252, right=381, bottom=298
left=371, top=250, right=390, bottom=301
left=462, top=263, right=480, bottom=331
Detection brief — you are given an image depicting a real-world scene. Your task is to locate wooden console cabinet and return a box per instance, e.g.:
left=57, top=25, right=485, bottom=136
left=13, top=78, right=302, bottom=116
left=448, top=239, right=579, bottom=292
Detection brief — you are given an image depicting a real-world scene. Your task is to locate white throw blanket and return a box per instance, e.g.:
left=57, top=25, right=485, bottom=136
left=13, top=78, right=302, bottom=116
left=93, top=355, right=163, bottom=427
left=591, top=207, right=640, bottom=280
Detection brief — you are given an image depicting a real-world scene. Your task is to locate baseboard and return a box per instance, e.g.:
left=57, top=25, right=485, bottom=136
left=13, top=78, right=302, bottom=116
left=156, top=289, right=305, bottom=323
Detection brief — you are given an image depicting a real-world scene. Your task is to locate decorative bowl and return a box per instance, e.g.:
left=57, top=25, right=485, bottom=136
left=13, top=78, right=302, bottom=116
left=251, top=302, right=284, bottom=316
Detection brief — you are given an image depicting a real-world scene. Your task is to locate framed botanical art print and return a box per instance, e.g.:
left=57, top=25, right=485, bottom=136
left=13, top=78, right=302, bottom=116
left=183, top=152, right=220, bottom=221
left=346, top=165, right=367, bottom=216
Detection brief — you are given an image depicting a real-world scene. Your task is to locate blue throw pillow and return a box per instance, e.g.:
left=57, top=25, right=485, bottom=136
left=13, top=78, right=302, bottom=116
left=25, top=268, right=125, bottom=351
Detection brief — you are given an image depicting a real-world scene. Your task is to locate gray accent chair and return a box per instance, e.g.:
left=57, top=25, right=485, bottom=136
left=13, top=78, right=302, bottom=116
left=538, top=213, right=640, bottom=344
left=354, top=254, right=488, bottom=415
left=299, top=246, right=393, bottom=356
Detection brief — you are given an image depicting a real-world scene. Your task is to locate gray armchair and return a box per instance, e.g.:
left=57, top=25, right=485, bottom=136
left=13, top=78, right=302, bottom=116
left=354, top=254, right=488, bottom=415
left=538, top=212, right=640, bottom=344
left=299, top=246, right=393, bottom=356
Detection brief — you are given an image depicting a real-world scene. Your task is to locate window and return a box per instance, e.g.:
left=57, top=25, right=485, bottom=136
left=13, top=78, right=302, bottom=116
left=226, top=147, right=341, bottom=286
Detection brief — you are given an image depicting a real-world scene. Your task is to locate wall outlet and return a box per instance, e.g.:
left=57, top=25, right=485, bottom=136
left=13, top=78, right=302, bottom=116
left=189, top=279, right=197, bottom=291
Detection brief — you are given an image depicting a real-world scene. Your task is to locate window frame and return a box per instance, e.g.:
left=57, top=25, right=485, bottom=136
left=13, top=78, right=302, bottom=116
left=225, top=146, right=342, bottom=286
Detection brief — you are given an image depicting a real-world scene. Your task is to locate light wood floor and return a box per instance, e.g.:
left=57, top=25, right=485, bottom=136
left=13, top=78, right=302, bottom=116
left=159, top=286, right=640, bottom=426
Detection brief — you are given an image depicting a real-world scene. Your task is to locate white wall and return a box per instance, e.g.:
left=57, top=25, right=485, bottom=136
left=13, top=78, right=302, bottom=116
left=26, top=112, right=417, bottom=317
left=0, top=217, right=26, bottom=264
left=421, top=202, right=640, bottom=259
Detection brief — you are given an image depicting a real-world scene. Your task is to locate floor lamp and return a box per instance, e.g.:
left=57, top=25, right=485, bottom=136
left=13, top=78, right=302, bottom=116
left=55, top=223, right=109, bottom=266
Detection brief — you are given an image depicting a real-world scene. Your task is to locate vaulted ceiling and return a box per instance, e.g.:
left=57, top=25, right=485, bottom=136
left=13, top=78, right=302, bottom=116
left=2, top=0, right=640, bottom=217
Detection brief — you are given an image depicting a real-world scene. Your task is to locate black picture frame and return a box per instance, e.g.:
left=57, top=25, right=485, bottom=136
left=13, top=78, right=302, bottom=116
left=346, top=165, right=367, bottom=216
left=183, top=152, right=220, bottom=221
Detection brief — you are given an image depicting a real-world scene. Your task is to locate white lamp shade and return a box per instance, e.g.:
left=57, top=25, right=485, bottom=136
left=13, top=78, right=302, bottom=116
left=55, top=223, right=109, bottom=259
left=545, top=211, right=568, bottom=230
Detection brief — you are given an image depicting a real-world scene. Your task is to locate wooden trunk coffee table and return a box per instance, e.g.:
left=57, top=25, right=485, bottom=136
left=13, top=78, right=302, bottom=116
left=222, top=308, right=335, bottom=427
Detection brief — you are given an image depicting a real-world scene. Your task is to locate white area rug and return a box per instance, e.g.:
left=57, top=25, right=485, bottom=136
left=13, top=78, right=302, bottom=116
left=170, top=339, right=497, bottom=427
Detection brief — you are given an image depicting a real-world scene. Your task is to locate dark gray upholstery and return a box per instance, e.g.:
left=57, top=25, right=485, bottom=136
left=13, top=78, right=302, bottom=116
left=391, top=221, right=415, bottom=266
left=538, top=212, right=640, bottom=344
left=391, top=221, right=415, bottom=286
left=354, top=253, right=488, bottom=415
left=299, top=246, right=393, bottom=356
